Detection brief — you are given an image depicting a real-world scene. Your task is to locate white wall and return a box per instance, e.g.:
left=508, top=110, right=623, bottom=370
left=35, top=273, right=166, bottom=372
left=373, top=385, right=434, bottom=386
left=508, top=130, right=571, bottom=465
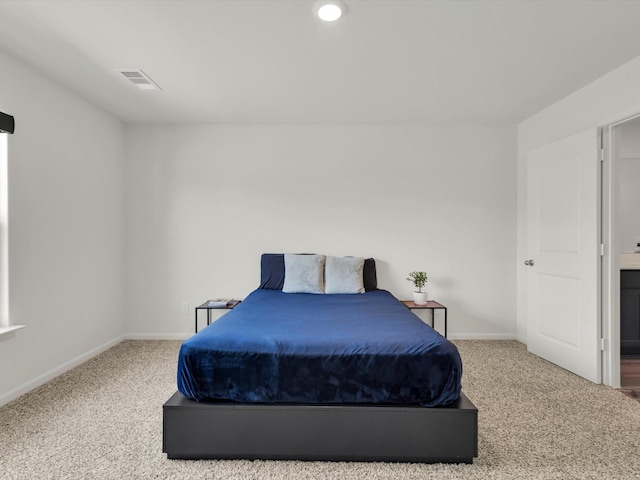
left=617, top=121, right=640, bottom=254
left=125, top=124, right=517, bottom=339
left=0, top=50, right=126, bottom=406
left=517, top=54, right=640, bottom=340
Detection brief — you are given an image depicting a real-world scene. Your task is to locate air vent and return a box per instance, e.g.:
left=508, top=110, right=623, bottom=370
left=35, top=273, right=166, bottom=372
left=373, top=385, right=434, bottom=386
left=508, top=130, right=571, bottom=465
left=119, top=69, right=162, bottom=91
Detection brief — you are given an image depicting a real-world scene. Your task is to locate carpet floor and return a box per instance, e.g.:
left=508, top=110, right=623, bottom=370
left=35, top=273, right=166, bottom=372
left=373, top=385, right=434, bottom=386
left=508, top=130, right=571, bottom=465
left=1, top=340, right=639, bottom=479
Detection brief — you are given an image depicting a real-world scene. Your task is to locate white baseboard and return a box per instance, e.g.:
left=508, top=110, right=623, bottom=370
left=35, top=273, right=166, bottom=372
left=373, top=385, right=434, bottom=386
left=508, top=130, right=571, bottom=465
left=448, top=333, right=518, bottom=340
left=0, top=335, right=126, bottom=408
left=126, top=333, right=191, bottom=340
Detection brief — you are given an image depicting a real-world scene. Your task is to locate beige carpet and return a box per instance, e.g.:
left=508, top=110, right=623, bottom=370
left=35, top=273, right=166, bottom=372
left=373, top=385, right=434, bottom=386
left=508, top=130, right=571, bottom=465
left=1, top=340, right=639, bottom=479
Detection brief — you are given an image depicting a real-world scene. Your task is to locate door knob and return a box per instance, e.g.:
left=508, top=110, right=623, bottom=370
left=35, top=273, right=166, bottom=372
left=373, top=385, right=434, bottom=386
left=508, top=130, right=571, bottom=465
left=524, top=259, right=535, bottom=266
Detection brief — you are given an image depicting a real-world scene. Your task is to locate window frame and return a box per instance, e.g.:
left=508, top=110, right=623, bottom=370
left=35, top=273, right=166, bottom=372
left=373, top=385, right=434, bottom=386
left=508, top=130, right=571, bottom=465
left=0, top=129, right=23, bottom=337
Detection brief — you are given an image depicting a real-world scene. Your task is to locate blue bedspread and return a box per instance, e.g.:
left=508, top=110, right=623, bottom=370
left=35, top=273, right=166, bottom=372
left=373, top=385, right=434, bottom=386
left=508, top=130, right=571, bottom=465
left=177, top=289, right=462, bottom=406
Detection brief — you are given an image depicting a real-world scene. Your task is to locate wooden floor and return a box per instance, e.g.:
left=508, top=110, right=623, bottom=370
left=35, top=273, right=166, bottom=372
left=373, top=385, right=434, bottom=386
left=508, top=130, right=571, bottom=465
left=619, top=356, right=640, bottom=401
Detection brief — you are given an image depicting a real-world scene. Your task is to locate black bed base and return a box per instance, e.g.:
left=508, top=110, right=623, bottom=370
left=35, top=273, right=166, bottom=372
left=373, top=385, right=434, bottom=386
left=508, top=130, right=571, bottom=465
left=163, top=391, right=478, bottom=463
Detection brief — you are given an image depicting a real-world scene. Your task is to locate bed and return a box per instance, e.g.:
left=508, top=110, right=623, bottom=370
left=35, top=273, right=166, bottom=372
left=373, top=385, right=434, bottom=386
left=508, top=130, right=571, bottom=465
left=163, top=254, right=477, bottom=463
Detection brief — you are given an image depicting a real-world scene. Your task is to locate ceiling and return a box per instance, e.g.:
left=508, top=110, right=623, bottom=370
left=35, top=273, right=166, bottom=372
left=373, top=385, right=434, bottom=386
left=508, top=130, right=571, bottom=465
left=1, top=0, right=640, bottom=125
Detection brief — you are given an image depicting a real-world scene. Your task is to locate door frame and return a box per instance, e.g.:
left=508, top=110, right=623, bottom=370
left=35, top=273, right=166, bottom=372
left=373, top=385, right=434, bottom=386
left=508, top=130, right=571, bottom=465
left=601, top=111, right=640, bottom=388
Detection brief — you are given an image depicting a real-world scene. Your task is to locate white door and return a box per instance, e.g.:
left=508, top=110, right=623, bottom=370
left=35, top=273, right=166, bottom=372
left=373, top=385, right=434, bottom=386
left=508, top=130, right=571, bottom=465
left=526, top=128, right=601, bottom=383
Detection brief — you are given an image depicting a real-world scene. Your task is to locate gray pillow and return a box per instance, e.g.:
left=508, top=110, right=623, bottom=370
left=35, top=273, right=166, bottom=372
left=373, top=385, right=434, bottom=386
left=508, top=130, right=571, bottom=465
left=325, top=256, right=365, bottom=294
left=283, top=254, right=326, bottom=294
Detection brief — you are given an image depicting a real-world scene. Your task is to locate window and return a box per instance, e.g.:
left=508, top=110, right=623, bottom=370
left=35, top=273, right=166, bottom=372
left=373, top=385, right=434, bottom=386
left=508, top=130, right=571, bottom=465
left=0, top=133, right=9, bottom=330
left=0, top=127, right=22, bottom=336
left=0, top=112, right=21, bottom=336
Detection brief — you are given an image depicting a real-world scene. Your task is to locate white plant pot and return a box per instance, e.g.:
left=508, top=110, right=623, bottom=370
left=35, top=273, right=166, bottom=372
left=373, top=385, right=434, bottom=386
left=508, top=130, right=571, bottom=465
left=413, top=291, right=428, bottom=305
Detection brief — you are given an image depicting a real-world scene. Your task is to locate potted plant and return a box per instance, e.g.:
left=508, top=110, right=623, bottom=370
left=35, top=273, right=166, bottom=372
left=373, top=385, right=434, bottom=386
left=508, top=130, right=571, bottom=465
left=407, top=271, right=428, bottom=305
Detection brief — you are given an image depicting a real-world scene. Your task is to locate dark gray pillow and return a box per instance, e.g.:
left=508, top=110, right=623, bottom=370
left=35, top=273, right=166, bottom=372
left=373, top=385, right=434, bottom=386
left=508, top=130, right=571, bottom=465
left=259, top=253, right=285, bottom=289
left=363, top=258, right=377, bottom=291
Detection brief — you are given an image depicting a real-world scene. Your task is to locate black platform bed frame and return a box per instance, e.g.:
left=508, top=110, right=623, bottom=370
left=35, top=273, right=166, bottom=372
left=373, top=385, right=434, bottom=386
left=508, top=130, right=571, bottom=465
left=163, top=391, right=478, bottom=463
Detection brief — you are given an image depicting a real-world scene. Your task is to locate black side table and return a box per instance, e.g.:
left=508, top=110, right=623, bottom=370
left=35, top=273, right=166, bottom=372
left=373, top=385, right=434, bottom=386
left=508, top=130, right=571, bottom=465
left=195, top=300, right=241, bottom=333
left=401, top=300, right=448, bottom=338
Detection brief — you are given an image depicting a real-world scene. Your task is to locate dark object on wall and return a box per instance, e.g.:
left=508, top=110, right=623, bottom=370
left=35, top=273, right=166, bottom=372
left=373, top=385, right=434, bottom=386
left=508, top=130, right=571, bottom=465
left=621, top=270, right=640, bottom=355
left=0, top=111, right=15, bottom=134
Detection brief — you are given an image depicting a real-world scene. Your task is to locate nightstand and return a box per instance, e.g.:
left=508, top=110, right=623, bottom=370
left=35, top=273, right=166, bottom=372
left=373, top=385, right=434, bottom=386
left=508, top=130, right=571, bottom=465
left=401, top=300, right=448, bottom=338
left=194, top=300, right=241, bottom=333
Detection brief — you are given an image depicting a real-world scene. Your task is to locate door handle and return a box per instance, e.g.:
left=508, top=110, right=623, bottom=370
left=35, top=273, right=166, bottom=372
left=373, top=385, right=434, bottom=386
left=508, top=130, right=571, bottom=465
left=524, top=259, right=535, bottom=266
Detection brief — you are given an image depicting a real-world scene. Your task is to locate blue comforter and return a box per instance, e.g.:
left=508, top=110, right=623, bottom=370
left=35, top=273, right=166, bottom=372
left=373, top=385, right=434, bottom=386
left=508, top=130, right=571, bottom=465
left=177, top=289, right=462, bottom=406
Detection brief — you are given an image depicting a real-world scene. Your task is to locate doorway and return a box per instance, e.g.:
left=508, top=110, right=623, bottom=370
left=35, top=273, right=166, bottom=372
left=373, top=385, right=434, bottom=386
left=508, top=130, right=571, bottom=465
left=602, top=114, right=640, bottom=389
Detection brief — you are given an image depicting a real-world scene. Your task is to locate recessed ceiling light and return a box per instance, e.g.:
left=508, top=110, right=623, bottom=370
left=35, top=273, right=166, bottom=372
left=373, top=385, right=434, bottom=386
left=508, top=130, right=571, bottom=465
left=313, top=0, right=346, bottom=22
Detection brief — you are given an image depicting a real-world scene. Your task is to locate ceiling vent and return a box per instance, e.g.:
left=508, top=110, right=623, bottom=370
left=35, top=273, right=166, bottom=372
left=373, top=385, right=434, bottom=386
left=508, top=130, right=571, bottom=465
left=119, top=70, right=162, bottom=91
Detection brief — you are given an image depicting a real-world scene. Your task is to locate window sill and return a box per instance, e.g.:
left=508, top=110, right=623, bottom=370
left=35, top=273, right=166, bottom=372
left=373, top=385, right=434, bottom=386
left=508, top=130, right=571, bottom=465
left=0, top=325, right=25, bottom=339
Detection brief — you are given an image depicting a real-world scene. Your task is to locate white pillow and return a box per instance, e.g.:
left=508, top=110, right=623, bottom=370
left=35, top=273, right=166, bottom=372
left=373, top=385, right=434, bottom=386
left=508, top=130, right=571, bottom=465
left=324, top=256, right=365, bottom=294
left=282, top=254, right=326, bottom=294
